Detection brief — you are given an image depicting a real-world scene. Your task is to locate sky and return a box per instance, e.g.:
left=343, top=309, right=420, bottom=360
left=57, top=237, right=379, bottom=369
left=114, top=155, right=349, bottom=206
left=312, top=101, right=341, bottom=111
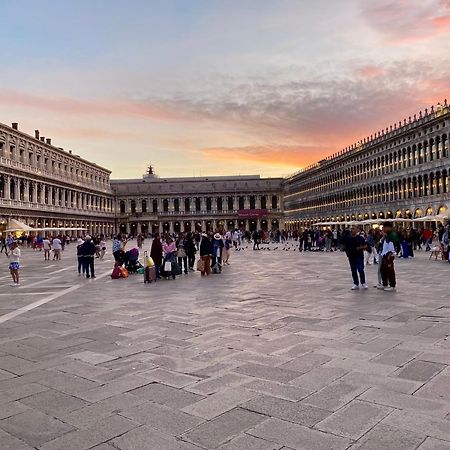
left=0, top=0, right=449, bottom=179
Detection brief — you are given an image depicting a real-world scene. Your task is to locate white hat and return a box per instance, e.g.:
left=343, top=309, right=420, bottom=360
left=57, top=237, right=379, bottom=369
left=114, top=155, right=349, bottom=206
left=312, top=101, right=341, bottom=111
left=85, top=235, right=92, bottom=240
left=77, top=238, right=83, bottom=245
left=214, top=233, right=222, bottom=240
left=201, top=233, right=208, bottom=238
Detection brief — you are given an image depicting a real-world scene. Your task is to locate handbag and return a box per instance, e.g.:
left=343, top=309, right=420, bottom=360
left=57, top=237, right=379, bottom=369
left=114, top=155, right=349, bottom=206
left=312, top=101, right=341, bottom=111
left=119, top=267, right=129, bottom=278
left=177, top=248, right=186, bottom=258
left=164, top=261, right=172, bottom=272
left=144, top=251, right=155, bottom=267
left=171, top=262, right=182, bottom=276
left=196, top=259, right=205, bottom=272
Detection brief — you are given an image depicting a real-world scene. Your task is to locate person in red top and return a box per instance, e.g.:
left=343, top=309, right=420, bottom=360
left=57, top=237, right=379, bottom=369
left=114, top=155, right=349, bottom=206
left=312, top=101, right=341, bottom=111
left=422, top=228, right=433, bottom=251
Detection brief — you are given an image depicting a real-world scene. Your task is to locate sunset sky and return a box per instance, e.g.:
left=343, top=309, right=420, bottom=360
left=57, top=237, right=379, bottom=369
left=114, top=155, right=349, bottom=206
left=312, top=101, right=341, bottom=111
left=0, top=0, right=449, bottom=179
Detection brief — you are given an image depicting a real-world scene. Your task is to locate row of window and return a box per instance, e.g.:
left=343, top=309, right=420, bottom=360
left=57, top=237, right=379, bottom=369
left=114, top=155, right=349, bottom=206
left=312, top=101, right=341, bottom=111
left=287, top=169, right=449, bottom=214
left=0, top=143, right=109, bottom=185
left=120, top=195, right=279, bottom=214
left=0, top=176, right=112, bottom=210
left=288, top=133, right=449, bottom=196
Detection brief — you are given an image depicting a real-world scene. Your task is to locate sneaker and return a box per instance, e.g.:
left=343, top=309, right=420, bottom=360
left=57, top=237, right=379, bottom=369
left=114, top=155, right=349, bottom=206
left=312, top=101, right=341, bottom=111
left=376, top=284, right=384, bottom=290
left=351, top=284, right=359, bottom=290
left=384, top=286, right=396, bottom=292
left=10, top=283, right=17, bottom=287
left=362, top=283, right=369, bottom=289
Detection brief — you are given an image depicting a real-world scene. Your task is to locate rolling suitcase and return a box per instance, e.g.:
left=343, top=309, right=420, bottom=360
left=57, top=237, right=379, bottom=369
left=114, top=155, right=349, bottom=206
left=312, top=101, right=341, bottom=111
left=144, top=266, right=157, bottom=283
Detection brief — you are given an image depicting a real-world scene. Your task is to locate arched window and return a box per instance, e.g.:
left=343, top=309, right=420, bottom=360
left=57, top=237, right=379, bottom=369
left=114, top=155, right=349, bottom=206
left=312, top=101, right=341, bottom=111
left=163, top=199, right=169, bottom=212
left=217, top=197, right=222, bottom=211
left=195, top=197, right=201, bottom=211
left=120, top=200, right=125, bottom=214
left=152, top=199, right=158, bottom=213
left=206, top=197, right=212, bottom=211
left=238, top=196, right=245, bottom=210
left=184, top=198, right=190, bottom=212
left=227, top=196, right=234, bottom=211
left=250, top=196, right=256, bottom=209
left=261, top=195, right=266, bottom=209
left=131, top=200, right=136, bottom=213
left=142, top=199, right=147, bottom=213
left=174, top=198, right=179, bottom=212
left=272, top=195, right=278, bottom=209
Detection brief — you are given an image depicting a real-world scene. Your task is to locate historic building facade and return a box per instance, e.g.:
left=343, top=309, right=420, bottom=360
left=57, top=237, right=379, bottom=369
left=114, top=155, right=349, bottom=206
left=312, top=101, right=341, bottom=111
left=283, top=101, right=450, bottom=229
left=111, top=172, right=284, bottom=235
left=0, top=122, right=115, bottom=235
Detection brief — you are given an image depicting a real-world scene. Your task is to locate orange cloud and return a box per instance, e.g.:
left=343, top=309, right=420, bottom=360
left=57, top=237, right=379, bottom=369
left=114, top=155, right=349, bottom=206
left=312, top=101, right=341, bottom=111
left=201, top=144, right=333, bottom=169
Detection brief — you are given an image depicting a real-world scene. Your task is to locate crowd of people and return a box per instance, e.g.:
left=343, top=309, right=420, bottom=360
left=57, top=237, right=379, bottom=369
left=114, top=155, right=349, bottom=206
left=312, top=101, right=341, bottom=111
left=2, top=222, right=449, bottom=289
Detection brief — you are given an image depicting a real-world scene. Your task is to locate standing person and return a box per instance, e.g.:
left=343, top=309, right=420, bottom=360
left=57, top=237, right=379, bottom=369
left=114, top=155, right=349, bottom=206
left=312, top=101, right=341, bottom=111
left=176, top=233, right=189, bottom=275
left=35, top=235, right=43, bottom=252
left=99, top=236, right=107, bottom=259
left=150, top=232, right=163, bottom=279
left=199, top=233, right=213, bottom=276
left=8, top=241, right=21, bottom=287
left=137, top=233, right=143, bottom=249
left=162, top=235, right=177, bottom=280
left=52, top=236, right=62, bottom=260
left=43, top=236, right=52, bottom=261
left=76, top=238, right=85, bottom=276
left=185, top=232, right=197, bottom=271
left=364, top=230, right=375, bottom=266
left=223, top=234, right=232, bottom=265
left=212, top=232, right=224, bottom=272
left=112, top=234, right=126, bottom=266
left=0, top=236, right=9, bottom=255
left=80, top=236, right=96, bottom=278
left=342, top=226, right=368, bottom=290
left=379, top=221, right=398, bottom=291
left=252, top=230, right=260, bottom=250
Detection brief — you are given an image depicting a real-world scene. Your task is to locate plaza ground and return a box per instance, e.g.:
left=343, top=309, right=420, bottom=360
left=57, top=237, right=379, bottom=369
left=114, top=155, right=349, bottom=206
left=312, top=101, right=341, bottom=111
left=0, top=241, right=449, bottom=449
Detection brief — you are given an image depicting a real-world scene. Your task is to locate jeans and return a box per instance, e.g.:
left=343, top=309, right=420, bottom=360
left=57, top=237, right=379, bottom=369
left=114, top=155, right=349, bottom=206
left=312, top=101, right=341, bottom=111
left=78, top=256, right=85, bottom=274
left=187, top=253, right=196, bottom=269
left=83, top=257, right=95, bottom=277
left=348, top=256, right=365, bottom=285
left=178, top=256, right=188, bottom=273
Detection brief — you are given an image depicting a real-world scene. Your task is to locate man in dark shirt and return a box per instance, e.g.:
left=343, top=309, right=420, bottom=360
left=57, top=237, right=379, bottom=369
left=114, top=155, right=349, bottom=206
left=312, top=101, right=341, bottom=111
left=343, top=226, right=368, bottom=290
left=80, top=236, right=96, bottom=278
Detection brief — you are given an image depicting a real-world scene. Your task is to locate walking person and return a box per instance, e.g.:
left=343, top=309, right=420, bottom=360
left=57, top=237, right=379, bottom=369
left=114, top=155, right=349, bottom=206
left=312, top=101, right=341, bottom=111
left=0, top=236, right=9, bottom=255
left=43, top=236, right=52, bottom=261
left=252, top=229, right=260, bottom=250
left=8, top=241, right=21, bottom=287
left=212, top=232, right=224, bottom=273
left=80, top=236, right=96, bottom=278
left=52, top=236, right=62, bottom=260
left=379, top=221, right=398, bottom=291
left=342, top=226, right=368, bottom=290
left=150, top=232, right=163, bottom=279
left=176, top=233, right=189, bottom=274
left=76, top=238, right=85, bottom=276
left=185, top=232, right=197, bottom=271
left=223, top=234, right=232, bottom=265
left=162, top=235, right=177, bottom=280
left=199, top=233, right=213, bottom=276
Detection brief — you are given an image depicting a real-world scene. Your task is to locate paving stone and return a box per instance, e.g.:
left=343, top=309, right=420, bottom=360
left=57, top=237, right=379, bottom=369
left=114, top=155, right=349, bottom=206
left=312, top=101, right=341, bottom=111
left=382, top=409, right=450, bottom=442
left=413, top=374, right=450, bottom=402
left=0, top=409, right=74, bottom=447
left=182, top=386, right=257, bottom=419
left=233, top=362, right=301, bottom=383
left=131, top=382, right=204, bottom=409
left=350, top=423, right=425, bottom=449
left=140, top=368, right=200, bottom=388
left=247, top=417, right=351, bottom=450
left=120, top=401, right=204, bottom=436
left=289, top=366, right=349, bottom=392
left=303, top=379, right=369, bottom=411
left=0, top=401, right=30, bottom=420
left=0, top=382, right=49, bottom=403
left=360, top=386, right=450, bottom=417
left=315, top=399, right=392, bottom=440
left=417, top=437, right=450, bottom=450
left=186, top=372, right=249, bottom=395
left=39, top=414, right=139, bottom=450
left=0, top=355, right=37, bottom=375
left=280, top=353, right=331, bottom=373
left=243, top=379, right=311, bottom=401
left=58, top=392, right=146, bottom=428
left=243, top=394, right=332, bottom=427
left=182, top=407, right=266, bottom=448
left=0, top=428, right=35, bottom=450
left=395, top=360, right=446, bottom=382
left=54, top=360, right=112, bottom=380
left=218, top=433, right=282, bottom=450
left=20, top=388, right=89, bottom=416
left=370, top=348, right=418, bottom=366
left=111, top=425, right=200, bottom=450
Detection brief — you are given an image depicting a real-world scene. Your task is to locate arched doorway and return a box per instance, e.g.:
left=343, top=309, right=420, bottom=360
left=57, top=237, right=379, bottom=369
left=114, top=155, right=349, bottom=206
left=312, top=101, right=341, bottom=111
left=261, top=219, right=268, bottom=231
left=195, top=222, right=202, bottom=232
left=238, top=219, right=246, bottom=230
left=216, top=220, right=225, bottom=232
left=271, top=219, right=279, bottom=230
left=174, top=221, right=181, bottom=233
left=227, top=220, right=235, bottom=230
left=249, top=219, right=257, bottom=231
left=206, top=221, right=212, bottom=232
left=184, top=221, right=191, bottom=232
left=152, top=223, right=160, bottom=235
left=141, top=223, right=148, bottom=237
left=163, top=222, right=170, bottom=233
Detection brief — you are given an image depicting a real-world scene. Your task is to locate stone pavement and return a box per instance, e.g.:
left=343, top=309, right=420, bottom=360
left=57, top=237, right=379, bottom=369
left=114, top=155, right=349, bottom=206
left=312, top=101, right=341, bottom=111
left=0, top=241, right=449, bottom=449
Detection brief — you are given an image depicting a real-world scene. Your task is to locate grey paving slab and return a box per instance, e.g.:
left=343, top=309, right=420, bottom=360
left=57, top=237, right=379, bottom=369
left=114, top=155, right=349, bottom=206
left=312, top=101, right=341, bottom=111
left=247, top=417, right=352, bottom=450
left=349, top=423, right=425, bottom=450
left=315, top=399, right=392, bottom=440
left=417, top=437, right=450, bottom=450
left=111, top=425, right=201, bottom=450
left=182, top=407, right=266, bottom=448
left=0, top=409, right=74, bottom=447
left=0, top=428, right=35, bottom=450
left=218, top=433, right=282, bottom=450
left=0, top=245, right=449, bottom=449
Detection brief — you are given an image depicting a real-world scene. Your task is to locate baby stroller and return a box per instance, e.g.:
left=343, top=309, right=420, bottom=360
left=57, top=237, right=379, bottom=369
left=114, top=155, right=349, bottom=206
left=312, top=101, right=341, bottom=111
left=124, top=248, right=143, bottom=274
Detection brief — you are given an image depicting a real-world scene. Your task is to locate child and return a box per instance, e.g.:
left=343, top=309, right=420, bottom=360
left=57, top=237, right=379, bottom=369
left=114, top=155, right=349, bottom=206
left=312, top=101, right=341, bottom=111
left=9, top=241, right=21, bottom=287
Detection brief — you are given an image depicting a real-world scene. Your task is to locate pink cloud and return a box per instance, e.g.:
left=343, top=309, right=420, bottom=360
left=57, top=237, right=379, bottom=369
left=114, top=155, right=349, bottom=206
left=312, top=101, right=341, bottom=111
left=354, top=65, right=385, bottom=79
left=362, top=0, right=450, bottom=44
left=0, top=90, right=185, bottom=122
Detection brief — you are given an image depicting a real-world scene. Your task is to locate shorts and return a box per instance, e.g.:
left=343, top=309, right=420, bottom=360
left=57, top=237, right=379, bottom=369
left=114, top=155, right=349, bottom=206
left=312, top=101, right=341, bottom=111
left=9, top=262, right=20, bottom=270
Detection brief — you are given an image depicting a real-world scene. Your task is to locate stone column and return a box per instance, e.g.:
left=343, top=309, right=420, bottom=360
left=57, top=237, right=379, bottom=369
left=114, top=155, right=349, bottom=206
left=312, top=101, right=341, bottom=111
left=32, top=181, right=38, bottom=203
left=4, top=175, right=10, bottom=200
left=24, top=180, right=30, bottom=202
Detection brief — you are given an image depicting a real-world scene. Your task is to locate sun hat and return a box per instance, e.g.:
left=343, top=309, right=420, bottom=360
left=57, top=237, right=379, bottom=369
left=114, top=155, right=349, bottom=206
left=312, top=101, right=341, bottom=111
left=214, top=233, right=222, bottom=240
left=201, top=233, right=208, bottom=238
left=85, top=235, right=92, bottom=240
left=77, top=238, right=83, bottom=245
